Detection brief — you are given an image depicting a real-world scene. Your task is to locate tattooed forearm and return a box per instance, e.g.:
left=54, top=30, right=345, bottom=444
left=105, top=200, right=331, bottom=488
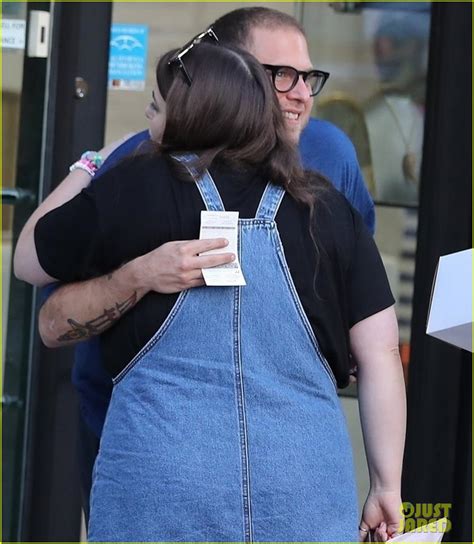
left=57, top=291, right=137, bottom=342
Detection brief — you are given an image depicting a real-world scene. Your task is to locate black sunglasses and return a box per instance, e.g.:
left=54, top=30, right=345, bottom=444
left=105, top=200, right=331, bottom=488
left=262, top=64, right=330, bottom=97
left=168, top=28, right=219, bottom=86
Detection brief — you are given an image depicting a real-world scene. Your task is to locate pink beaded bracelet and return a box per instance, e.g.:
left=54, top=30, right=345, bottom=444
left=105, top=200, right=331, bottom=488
left=69, top=150, right=103, bottom=177
left=69, top=158, right=96, bottom=177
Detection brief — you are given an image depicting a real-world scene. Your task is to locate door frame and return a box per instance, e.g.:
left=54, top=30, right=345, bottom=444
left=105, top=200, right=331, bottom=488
left=4, top=2, right=112, bottom=540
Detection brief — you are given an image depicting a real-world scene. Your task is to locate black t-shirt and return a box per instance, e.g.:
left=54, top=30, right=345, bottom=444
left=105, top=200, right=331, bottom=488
left=35, top=155, right=394, bottom=386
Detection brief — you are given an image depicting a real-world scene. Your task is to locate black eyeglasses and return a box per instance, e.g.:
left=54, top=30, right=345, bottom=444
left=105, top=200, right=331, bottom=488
left=168, top=28, right=219, bottom=86
left=262, top=64, right=330, bottom=97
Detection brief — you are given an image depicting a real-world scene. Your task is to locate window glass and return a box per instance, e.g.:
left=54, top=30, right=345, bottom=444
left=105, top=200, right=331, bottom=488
left=302, top=2, right=430, bottom=360
left=303, top=2, right=431, bottom=207
left=301, top=3, right=431, bottom=506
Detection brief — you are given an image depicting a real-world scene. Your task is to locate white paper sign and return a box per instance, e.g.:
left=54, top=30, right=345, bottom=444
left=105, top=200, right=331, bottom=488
left=2, top=19, right=26, bottom=49
left=199, top=211, right=246, bottom=287
left=388, top=518, right=448, bottom=542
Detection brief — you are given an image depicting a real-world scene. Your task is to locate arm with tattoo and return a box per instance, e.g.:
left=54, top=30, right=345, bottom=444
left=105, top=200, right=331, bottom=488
left=38, top=238, right=235, bottom=348
left=56, top=290, right=138, bottom=343
left=39, top=262, right=145, bottom=347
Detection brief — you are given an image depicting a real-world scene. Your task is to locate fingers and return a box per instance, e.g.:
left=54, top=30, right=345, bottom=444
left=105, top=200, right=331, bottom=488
left=359, top=524, right=371, bottom=542
left=181, top=238, right=230, bottom=255
left=146, top=239, right=236, bottom=294
left=374, top=522, right=388, bottom=542
left=176, top=238, right=235, bottom=269
left=197, top=252, right=235, bottom=269
left=386, top=520, right=403, bottom=540
left=185, top=277, right=205, bottom=289
left=358, top=524, right=388, bottom=543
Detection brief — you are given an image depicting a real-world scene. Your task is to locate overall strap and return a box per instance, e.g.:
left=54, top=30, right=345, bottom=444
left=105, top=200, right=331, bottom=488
left=171, top=153, right=225, bottom=211
left=255, top=182, right=286, bottom=221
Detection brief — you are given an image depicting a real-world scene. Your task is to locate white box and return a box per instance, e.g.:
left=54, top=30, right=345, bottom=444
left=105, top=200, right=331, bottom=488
left=426, top=248, right=473, bottom=352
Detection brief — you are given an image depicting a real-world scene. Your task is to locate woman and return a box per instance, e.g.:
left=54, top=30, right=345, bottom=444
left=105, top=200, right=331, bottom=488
left=25, top=43, right=405, bottom=541
left=13, top=49, right=233, bottom=523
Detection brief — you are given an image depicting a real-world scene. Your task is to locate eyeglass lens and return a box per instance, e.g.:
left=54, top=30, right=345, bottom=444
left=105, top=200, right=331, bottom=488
left=272, top=67, right=327, bottom=96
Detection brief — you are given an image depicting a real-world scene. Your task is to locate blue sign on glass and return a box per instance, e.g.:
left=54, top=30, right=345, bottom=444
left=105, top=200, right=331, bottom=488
left=108, top=23, right=149, bottom=90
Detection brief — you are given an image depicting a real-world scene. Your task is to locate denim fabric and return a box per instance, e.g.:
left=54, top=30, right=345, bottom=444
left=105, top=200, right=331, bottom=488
left=88, top=155, right=359, bottom=542
left=71, top=120, right=374, bottom=442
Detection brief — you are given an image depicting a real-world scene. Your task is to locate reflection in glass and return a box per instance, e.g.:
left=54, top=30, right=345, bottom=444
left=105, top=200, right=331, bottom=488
left=302, top=4, right=431, bottom=388
left=364, top=10, right=430, bottom=205
left=305, top=4, right=431, bottom=206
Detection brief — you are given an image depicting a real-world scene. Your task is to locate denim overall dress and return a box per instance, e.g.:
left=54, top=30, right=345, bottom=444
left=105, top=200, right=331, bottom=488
left=88, top=156, right=359, bottom=542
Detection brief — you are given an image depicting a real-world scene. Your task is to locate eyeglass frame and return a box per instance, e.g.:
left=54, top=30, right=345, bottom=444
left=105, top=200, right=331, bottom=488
left=168, top=27, right=219, bottom=86
left=262, top=64, right=330, bottom=97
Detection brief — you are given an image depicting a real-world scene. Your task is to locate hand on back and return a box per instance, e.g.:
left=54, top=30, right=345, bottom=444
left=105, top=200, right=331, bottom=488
left=136, top=238, right=235, bottom=294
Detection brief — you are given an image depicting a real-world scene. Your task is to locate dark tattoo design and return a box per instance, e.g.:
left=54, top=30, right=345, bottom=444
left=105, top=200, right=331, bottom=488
left=57, top=291, right=137, bottom=342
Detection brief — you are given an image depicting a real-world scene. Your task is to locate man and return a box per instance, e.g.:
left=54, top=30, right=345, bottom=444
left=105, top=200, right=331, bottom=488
left=15, top=6, right=388, bottom=535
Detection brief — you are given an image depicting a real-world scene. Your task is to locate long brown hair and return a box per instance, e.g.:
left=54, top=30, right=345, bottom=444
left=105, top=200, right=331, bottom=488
left=156, top=43, right=328, bottom=209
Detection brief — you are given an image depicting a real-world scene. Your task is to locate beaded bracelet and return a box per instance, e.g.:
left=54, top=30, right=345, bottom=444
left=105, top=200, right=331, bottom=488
left=81, top=151, right=103, bottom=169
left=69, top=159, right=96, bottom=177
left=69, top=150, right=103, bottom=177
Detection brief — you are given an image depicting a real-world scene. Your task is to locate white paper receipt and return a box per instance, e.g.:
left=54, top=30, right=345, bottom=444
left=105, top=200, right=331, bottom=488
left=199, top=211, right=246, bottom=286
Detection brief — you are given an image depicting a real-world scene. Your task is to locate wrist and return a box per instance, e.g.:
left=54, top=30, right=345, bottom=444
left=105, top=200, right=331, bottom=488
left=368, top=482, right=402, bottom=496
left=117, top=256, right=152, bottom=298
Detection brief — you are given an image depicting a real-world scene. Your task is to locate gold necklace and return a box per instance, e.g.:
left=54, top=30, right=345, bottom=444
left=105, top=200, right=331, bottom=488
left=382, top=95, right=419, bottom=184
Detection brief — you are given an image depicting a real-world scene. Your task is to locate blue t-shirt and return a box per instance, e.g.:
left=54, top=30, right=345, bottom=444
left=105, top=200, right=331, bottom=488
left=62, top=121, right=374, bottom=437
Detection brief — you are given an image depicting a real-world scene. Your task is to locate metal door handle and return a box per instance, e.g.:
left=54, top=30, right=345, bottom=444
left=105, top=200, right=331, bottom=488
left=1, top=188, right=35, bottom=206
left=75, top=76, right=89, bottom=98
left=1, top=395, right=24, bottom=408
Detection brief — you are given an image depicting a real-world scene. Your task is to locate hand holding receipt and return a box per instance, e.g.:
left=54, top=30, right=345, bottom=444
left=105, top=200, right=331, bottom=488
left=199, top=211, right=246, bottom=286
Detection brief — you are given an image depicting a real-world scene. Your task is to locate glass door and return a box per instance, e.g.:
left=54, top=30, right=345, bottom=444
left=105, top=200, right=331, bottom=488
left=2, top=1, right=48, bottom=539
left=300, top=0, right=431, bottom=510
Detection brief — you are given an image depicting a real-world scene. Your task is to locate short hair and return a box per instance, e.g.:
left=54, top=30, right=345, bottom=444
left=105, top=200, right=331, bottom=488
left=211, top=7, right=306, bottom=50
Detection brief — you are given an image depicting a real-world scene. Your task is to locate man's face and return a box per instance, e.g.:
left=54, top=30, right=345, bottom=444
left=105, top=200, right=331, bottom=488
left=247, top=26, right=314, bottom=144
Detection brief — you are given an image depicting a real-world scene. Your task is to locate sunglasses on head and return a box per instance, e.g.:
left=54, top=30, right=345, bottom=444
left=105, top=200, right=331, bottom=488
left=168, top=27, right=219, bottom=86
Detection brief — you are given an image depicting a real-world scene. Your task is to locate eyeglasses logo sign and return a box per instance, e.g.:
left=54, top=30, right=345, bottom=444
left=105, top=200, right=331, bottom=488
left=110, top=35, right=144, bottom=51
left=108, top=23, right=149, bottom=91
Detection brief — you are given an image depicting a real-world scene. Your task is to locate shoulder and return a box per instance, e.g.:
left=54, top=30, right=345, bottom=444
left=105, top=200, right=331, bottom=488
left=316, top=184, right=360, bottom=229
left=87, top=153, right=173, bottom=204
left=301, top=119, right=375, bottom=233
left=110, top=129, right=150, bottom=158
left=313, top=184, right=368, bottom=259
left=99, top=130, right=151, bottom=175
left=101, top=152, right=169, bottom=179
left=300, top=118, right=358, bottom=162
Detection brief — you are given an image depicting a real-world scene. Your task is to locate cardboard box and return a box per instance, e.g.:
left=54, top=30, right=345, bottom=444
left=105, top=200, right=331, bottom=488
left=426, top=248, right=473, bottom=352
